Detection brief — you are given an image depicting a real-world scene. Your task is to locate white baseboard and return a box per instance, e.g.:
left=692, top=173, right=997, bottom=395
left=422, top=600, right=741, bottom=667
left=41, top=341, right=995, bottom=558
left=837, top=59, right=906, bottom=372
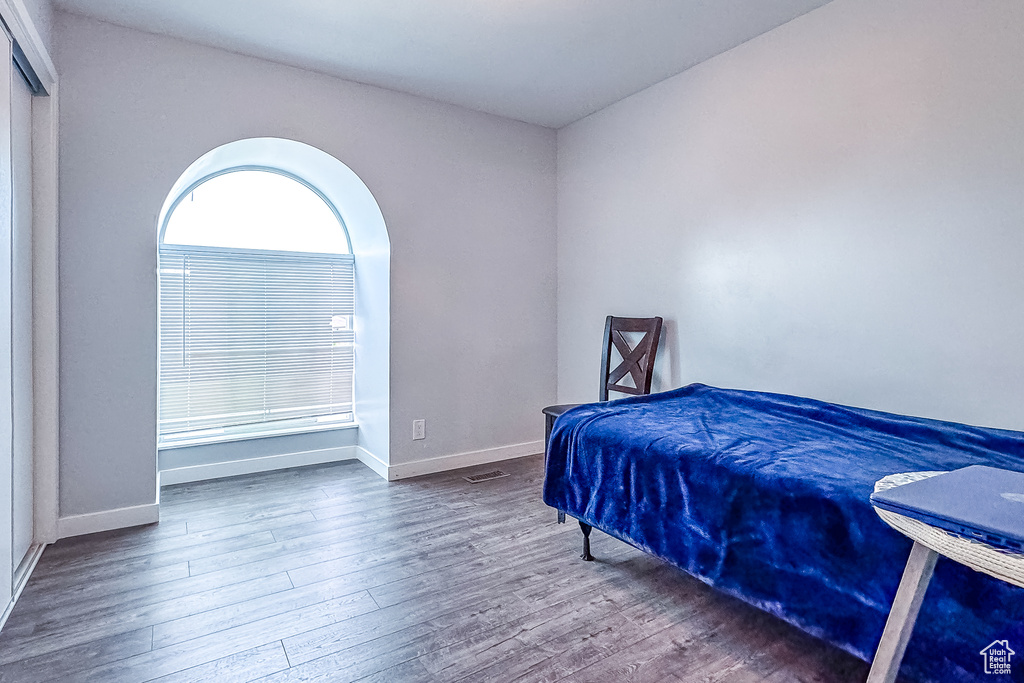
left=157, top=440, right=542, bottom=484
left=57, top=503, right=160, bottom=540
left=0, top=543, right=45, bottom=633
left=158, top=446, right=359, bottom=487
left=354, top=446, right=390, bottom=481
left=387, top=440, right=543, bottom=481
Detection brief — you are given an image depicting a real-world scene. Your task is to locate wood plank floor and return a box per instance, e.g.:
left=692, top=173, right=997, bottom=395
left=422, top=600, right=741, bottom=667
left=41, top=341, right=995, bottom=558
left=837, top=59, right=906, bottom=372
left=0, top=455, right=873, bottom=682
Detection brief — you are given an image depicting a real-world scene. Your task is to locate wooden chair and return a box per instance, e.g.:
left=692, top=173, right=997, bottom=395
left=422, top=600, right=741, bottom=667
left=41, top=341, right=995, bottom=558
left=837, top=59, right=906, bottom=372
left=543, top=315, right=663, bottom=550
left=543, top=315, right=663, bottom=445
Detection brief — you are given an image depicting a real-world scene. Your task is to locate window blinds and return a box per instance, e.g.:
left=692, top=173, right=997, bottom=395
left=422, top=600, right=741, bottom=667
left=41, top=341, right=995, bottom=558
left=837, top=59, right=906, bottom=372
left=158, top=245, right=355, bottom=443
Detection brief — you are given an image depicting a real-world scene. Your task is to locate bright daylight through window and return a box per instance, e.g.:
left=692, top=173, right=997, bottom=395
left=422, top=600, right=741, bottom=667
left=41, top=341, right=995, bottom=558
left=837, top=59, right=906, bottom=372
left=158, top=169, right=355, bottom=446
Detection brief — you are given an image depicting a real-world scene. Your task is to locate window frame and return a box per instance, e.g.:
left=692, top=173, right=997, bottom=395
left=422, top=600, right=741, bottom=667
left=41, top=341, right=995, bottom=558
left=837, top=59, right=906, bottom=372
left=157, top=166, right=358, bottom=448
left=158, top=165, right=354, bottom=252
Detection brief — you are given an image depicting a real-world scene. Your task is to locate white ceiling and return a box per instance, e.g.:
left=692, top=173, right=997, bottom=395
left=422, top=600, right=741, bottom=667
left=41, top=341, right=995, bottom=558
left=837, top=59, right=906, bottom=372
left=53, top=0, right=832, bottom=128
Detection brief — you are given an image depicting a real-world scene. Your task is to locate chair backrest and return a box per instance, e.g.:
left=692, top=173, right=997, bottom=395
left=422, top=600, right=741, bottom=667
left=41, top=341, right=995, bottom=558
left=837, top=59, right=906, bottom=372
left=599, top=316, right=663, bottom=401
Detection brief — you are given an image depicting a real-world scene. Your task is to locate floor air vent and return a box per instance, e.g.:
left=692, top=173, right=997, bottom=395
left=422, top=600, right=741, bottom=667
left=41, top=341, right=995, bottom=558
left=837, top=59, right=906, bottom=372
left=463, top=470, right=509, bottom=483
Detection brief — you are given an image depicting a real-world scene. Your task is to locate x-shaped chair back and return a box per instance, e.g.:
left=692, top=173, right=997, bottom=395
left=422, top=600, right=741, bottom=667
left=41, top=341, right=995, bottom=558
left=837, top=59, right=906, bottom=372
left=600, top=316, right=664, bottom=401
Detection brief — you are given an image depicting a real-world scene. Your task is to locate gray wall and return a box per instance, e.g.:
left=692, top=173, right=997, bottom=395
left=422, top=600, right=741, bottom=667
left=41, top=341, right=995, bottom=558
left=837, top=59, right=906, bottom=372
left=557, top=0, right=1024, bottom=429
left=55, top=12, right=557, bottom=517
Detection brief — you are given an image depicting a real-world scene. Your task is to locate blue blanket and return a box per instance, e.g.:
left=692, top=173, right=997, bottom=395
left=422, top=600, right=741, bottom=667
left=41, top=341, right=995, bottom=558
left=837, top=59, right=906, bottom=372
left=543, top=384, right=1024, bottom=682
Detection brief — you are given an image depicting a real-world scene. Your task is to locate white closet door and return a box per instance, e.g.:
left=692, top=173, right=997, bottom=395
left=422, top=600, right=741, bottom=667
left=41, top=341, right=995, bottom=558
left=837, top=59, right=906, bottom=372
left=10, top=53, right=32, bottom=574
left=0, top=28, right=13, bottom=607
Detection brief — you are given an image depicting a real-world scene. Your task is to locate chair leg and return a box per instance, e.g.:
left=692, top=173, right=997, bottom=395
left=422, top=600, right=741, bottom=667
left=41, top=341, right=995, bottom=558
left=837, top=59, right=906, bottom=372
left=579, top=521, right=594, bottom=561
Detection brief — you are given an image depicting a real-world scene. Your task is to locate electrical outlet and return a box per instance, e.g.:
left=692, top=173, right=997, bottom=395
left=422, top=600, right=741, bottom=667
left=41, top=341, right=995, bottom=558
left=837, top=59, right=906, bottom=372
left=413, top=419, right=426, bottom=440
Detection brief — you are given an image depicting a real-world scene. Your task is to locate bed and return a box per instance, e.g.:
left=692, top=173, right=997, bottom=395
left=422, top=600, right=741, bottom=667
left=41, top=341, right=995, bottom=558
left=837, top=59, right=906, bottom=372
left=542, top=383, right=1024, bottom=682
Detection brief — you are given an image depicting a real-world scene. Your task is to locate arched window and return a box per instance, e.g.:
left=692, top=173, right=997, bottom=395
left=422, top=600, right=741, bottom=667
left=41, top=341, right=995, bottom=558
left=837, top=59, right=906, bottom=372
left=158, top=169, right=355, bottom=445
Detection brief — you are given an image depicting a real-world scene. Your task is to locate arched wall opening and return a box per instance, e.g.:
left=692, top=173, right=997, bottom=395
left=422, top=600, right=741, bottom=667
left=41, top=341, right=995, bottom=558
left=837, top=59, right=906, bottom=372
left=156, top=138, right=390, bottom=482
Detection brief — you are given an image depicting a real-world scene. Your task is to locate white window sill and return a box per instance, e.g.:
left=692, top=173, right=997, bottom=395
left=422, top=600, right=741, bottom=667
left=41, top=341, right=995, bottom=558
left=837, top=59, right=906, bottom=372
left=159, top=421, right=358, bottom=450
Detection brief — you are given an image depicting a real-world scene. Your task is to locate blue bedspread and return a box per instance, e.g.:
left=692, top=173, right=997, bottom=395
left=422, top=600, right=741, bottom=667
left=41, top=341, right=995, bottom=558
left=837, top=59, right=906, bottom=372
left=543, top=384, right=1024, bottom=682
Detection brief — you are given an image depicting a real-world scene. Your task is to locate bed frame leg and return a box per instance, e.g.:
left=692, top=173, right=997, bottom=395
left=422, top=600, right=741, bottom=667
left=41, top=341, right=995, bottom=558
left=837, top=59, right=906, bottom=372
left=579, top=521, right=594, bottom=561
left=557, top=511, right=565, bottom=524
